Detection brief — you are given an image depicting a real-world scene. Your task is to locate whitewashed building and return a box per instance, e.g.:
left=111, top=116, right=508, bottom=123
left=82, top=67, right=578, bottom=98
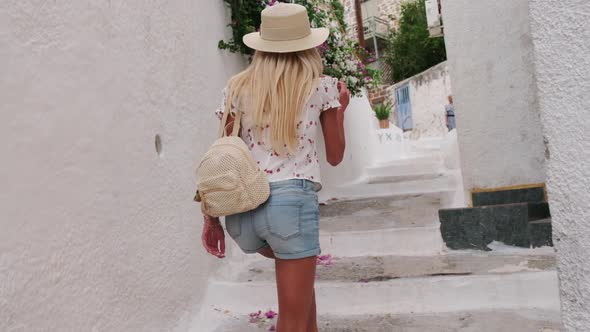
left=441, top=0, right=590, bottom=330
left=1, top=2, right=244, bottom=331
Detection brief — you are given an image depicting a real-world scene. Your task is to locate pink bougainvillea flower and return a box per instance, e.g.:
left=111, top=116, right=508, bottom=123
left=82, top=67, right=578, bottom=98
left=317, top=42, right=329, bottom=54
left=249, top=310, right=262, bottom=323
left=317, top=254, right=334, bottom=266
left=265, top=310, right=278, bottom=319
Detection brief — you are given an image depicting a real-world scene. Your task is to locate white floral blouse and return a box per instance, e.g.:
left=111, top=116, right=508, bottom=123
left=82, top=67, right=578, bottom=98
left=215, top=76, right=341, bottom=184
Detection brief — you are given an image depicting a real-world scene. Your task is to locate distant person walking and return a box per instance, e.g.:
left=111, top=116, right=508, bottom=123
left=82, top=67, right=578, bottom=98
left=445, top=95, right=456, bottom=131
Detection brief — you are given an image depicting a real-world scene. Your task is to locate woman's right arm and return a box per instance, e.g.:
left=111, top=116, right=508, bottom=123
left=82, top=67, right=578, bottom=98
left=321, top=82, right=350, bottom=166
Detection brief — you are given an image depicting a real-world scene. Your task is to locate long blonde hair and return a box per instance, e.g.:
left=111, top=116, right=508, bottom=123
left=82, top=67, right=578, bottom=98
left=225, top=48, right=324, bottom=153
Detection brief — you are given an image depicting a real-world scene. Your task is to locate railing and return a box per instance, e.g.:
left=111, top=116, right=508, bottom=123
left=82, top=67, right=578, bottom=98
left=349, top=16, right=391, bottom=40
left=363, top=16, right=390, bottom=40
left=347, top=16, right=391, bottom=60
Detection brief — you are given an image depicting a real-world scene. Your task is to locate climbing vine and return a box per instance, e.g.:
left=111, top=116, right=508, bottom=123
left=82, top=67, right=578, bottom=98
left=218, top=0, right=381, bottom=96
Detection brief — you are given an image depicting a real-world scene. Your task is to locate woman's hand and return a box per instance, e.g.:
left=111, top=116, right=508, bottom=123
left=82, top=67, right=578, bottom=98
left=337, top=81, right=351, bottom=112
left=201, top=215, right=226, bottom=258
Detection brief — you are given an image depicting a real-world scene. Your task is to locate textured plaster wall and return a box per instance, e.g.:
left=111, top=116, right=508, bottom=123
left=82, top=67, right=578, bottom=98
left=387, top=61, right=451, bottom=139
left=441, top=0, right=546, bottom=192
left=0, top=1, right=244, bottom=331
left=528, top=1, right=590, bottom=330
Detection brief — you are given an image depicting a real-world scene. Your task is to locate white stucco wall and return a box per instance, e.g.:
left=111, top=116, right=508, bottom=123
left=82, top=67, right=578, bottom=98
left=441, top=0, right=546, bottom=192
left=318, top=93, right=376, bottom=199
left=528, top=1, right=590, bottom=330
left=387, top=61, right=451, bottom=140
left=0, top=1, right=244, bottom=331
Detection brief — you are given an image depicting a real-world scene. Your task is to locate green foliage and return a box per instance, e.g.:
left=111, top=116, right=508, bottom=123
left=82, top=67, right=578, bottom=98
left=218, top=0, right=265, bottom=55
left=384, top=0, right=447, bottom=83
left=219, top=1, right=300, bottom=55
left=373, top=103, right=392, bottom=120
left=218, top=0, right=380, bottom=96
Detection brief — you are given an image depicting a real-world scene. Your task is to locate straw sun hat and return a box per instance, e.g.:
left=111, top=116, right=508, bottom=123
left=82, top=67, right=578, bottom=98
left=243, top=3, right=329, bottom=53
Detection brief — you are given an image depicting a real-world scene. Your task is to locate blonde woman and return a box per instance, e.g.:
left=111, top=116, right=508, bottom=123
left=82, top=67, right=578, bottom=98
left=201, top=3, right=350, bottom=331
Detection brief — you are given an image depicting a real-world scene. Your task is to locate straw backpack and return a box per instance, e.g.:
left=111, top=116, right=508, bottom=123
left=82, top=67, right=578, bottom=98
left=194, top=107, right=270, bottom=218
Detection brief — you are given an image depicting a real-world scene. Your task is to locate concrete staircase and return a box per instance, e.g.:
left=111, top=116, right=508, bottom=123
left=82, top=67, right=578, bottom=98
left=366, top=155, right=445, bottom=184
left=320, top=154, right=459, bottom=203
left=193, top=195, right=562, bottom=332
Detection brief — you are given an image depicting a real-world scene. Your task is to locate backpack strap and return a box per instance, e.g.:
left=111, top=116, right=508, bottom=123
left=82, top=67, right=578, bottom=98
left=218, top=104, right=242, bottom=138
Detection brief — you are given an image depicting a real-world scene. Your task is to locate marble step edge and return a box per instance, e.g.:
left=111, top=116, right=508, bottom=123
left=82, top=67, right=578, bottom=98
left=202, top=271, right=560, bottom=316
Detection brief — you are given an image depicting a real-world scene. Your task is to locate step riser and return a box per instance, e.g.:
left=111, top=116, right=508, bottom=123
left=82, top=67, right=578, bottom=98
left=320, top=176, right=456, bottom=202
left=320, top=226, right=445, bottom=257
left=205, top=310, right=563, bottom=332
left=204, top=271, right=560, bottom=316
left=367, top=174, right=445, bottom=185
left=375, top=154, right=441, bottom=167
left=440, top=203, right=553, bottom=250
left=367, top=164, right=444, bottom=179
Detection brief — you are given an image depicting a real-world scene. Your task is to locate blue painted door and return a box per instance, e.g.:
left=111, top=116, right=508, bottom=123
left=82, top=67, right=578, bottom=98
left=395, top=84, right=413, bottom=130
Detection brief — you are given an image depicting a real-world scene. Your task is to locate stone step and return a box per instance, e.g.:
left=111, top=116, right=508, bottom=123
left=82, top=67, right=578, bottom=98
left=199, top=248, right=560, bottom=331
left=368, top=172, right=447, bottom=185
left=229, top=251, right=556, bottom=283
left=320, top=225, right=445, bottom=257
left=374, top=153, right=442, bottom=168
left=319, top=171, right=458, bottom=202
left=317, top=194, right=446, bottom=256
left=210, top=310, right=562, bottom=332
left=202, top=271, right=560, bottom=317
left=366, top=158, right=445, bottom=184
left=320, top=194, right=440, bottom=232
left=439, top=202, right=553, bottom=250
left=472, top=186, right=546, bottom=207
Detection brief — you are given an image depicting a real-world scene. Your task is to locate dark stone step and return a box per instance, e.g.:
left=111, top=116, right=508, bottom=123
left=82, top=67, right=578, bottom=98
left=439, top=202, right=552, bottom=250
left=530, top=219, right=553, bottom=248
left=528, top=202, right=551, bottom=221
left=472, top=186, right=546, bottom=207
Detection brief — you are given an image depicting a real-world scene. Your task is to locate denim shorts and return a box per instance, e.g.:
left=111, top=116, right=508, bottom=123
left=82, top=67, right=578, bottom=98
left=225, top=179, right=321, bottom=260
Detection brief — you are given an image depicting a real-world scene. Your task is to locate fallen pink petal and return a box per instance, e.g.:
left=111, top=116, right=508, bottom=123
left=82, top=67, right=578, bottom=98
left=317, top=254, right=334, bottom=266
left=249, top=310, right=262, bottom=318
left=264, top=310, right=278, bottom=319
left=248, top=310, right=263, bottom=323
left=268, top=325, right=276, bottom=331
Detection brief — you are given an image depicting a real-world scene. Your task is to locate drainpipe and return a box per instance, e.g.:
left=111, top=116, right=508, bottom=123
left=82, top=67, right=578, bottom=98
left=354, top=0, right=365, bottom=50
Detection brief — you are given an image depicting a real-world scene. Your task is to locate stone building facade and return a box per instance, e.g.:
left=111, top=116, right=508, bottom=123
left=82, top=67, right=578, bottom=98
left=341, top=0, right=406, bottom=104
left=341, top=0, right=404, bottom=33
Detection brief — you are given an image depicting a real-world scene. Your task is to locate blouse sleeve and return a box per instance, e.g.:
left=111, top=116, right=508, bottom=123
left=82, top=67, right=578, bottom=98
left=214, top=88, right=227, bottom=120
left=319, top=76, right=342, bottom=112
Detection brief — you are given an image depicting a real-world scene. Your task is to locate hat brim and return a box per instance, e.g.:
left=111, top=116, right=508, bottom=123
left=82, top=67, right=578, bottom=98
left=243, top=27, right=329, bottom=53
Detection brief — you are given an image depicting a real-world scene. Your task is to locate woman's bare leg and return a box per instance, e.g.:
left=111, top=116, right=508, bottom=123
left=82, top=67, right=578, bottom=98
left=258, top=246, right=276, bottom=259
left=275, top=256, right=317, bottom=332
left=259, top=247, right=317, bottom=330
